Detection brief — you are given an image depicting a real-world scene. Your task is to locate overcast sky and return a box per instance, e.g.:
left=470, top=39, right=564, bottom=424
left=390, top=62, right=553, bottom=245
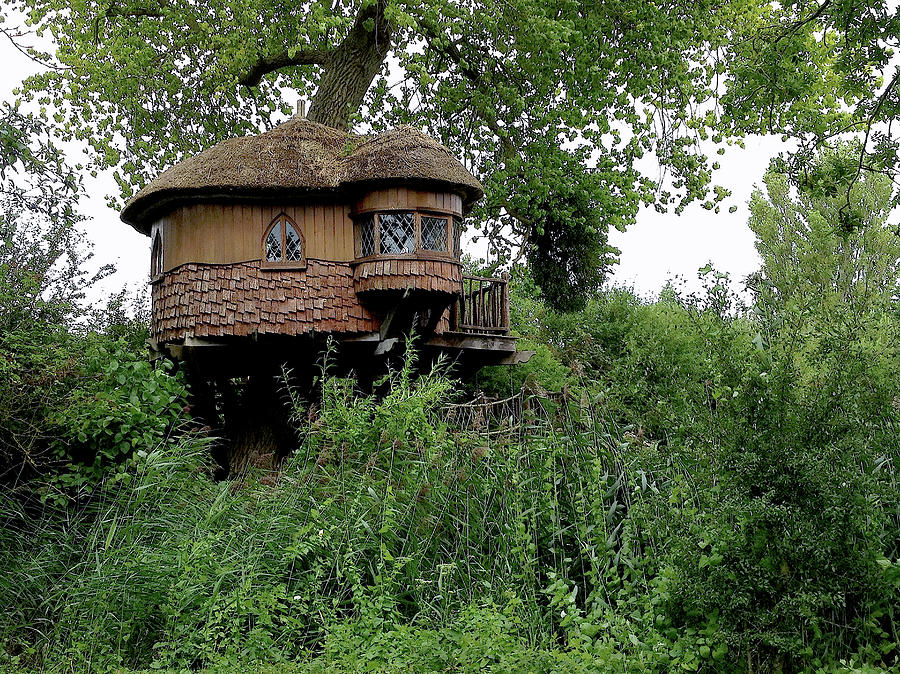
left=2, top=36, right=783, bottom=304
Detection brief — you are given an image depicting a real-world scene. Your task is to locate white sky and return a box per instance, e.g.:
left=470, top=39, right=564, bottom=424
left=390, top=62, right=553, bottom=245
left=1, top=37, right=780, bottom=305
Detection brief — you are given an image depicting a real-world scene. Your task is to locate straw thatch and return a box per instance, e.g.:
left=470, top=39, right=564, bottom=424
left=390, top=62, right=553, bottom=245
left=121, top=117, right=484, bottom=233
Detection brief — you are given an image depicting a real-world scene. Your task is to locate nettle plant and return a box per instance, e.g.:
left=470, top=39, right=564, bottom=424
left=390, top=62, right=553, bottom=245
left=45, top=341, right=188, bottom=499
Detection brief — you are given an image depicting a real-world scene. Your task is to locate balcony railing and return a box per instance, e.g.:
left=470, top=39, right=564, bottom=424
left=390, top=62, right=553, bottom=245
left=451, top=274, right=510, bottom=335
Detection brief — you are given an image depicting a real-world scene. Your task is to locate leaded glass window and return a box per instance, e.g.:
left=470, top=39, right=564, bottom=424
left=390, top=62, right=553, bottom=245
left=453, top=217, right=463, bottom=259
left=352, top=209, right=460, bottom=259
left=263, top=214, right=305, bottom=265
left=421, top=215, right=448, bottom=252
left=151, top=231, right=163, bottom=276
left=357, top=214, right=375, bottom=257
left=284, top=222, right=303, bottom=261
left=378, top=211, right=415, bottom=254
left=265, top=220, right=283, bottom=261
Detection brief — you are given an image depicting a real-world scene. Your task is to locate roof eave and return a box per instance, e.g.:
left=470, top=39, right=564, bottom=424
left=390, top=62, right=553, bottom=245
left=121, top=178, right=484, bottom=234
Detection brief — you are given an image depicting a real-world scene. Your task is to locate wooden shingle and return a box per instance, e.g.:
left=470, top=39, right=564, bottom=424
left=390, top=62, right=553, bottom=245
left=152, top=259, right=381, bottom=343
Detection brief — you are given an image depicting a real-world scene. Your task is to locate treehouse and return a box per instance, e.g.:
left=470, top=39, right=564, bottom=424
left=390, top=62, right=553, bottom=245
left=120, top=116, right=528, bottom=378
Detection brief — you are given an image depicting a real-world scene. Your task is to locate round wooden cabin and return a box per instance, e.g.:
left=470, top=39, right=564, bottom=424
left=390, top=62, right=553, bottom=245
left=121, top=117, right=525, bottom=375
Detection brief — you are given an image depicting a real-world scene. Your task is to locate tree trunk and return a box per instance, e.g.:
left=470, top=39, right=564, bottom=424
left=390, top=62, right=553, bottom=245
left=307, top=0, right=392, bottom=130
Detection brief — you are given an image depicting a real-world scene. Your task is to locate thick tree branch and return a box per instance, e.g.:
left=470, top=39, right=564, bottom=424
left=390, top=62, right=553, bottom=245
left=306, top=0, right=392, bottom=129
left=238, top=49, right=333, bottom=87
left=236, top=0, right=392, bottom=129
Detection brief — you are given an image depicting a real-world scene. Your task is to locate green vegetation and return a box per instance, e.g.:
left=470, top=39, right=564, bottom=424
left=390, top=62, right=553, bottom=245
left=2, top=147, right=899, bottom=670
left=2, top=266, right=898, bottom=671
left=2, top=58, right=899, bottom=672
left=9, top=0, right=900, bottom=307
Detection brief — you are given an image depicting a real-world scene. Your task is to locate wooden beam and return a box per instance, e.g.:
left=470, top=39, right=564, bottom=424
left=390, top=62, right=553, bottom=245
left=184, top=336, right=231, bottom=348
left=425, top=333, right=518, bottom=353
left=374, top=338, right=400, bottom=355
left=342, top=332, right=381, bottom=343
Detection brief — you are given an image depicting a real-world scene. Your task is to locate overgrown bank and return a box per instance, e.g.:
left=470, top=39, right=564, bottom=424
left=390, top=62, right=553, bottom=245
left=2, top=145, right=899, bottom=672
left=1, top=272, right=899, bottom=671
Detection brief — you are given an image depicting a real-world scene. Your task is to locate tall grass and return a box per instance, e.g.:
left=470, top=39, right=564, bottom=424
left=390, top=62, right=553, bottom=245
left=1, top=337, right=896, bottom=672
left=0, top=349, right=661, bottom=671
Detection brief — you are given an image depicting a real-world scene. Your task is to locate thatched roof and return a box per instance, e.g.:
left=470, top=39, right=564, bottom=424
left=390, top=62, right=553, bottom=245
left=120, top=117, right=484, bottom=233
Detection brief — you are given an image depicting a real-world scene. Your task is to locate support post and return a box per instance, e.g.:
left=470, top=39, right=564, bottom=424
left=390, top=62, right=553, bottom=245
left=501, top=272, right=510, bottom=331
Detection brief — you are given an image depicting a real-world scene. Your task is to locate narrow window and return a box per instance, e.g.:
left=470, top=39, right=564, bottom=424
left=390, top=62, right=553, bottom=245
left=421, top=215, right=449, bottom=252
left=263, top=214, right=304, bottom=265
left=265, top=220, right=282, bottom=261
left=356, top=214, right=375, bottom=257
left=150, top=231, right=163, bottom=276
left=284, top=221, right=303, bottom=261
left=453, top=217, right=463, bottom=259
left=378, top=211, right=415, bottom=254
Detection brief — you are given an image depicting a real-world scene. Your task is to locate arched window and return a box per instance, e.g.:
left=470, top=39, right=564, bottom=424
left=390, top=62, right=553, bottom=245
left=263, top=213, right=305, bottom=266
left=150, top=231, right=163, bottom=277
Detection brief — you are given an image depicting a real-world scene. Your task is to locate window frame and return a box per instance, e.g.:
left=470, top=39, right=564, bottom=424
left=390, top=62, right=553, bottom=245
left=421, top=213, right=451, bottom=253
left=452, top=216, right=464, bottom=259
left=376, top=211, right=417, bottom=255
left=261, top=212, right=306, bottom=270
left=353, top=209, right=458, bottom=261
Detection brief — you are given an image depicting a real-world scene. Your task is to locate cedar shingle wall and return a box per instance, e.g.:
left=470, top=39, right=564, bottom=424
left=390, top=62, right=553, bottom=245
left=151, top=259, right=380, bottom=343
left=353, top=259, right=462, bottom=294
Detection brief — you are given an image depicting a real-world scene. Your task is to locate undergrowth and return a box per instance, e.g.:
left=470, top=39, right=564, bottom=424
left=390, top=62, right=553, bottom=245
left=0, top=345, right=717, bottom=672
left=1, top=291, right=898, bottom=672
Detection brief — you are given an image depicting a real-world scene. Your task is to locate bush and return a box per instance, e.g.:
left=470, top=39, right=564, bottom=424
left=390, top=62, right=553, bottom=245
left=44, top=338, right=188, bottom=499
left=0, top=345, right=668, bottom=671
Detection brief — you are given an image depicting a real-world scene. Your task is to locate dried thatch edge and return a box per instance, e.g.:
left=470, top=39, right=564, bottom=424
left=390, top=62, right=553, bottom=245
left=122, top=178, right=480, bottom=236
left=120, top=120, right=484, bottom=232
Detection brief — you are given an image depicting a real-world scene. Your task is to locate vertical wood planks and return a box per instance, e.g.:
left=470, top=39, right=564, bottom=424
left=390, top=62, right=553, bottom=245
left=336, top=203, right=353, bottom=260
left=314, top=204, right=326, bottom=258
left=327, top=204, right=337, bottom=259
left=354, top=188, right=462, bottom=217
left=153, top=190, right=464, bottom=270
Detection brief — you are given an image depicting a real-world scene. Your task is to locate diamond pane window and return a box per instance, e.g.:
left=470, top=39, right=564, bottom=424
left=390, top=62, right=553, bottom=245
left=265, top=221, right=283, bottom=261
left=379, top=211, right=415, bottom=254
left=284, top=222, right=303, bottom=261
left=421, top=216, right=448, bottom=252
left=263, top=214, right=305, bottom=265
left=357, top=215, right=375, bottom=257
left=453, top=217, right=463, bottom=259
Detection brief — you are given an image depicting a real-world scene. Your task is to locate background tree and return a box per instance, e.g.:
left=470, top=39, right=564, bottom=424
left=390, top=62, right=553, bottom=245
left=6, top=0, right=900, bottom=308
left=748, top=142, right=900, bottom=334
left=0, top=103, right=97, bottom=329
left=0, top=103, right=184, bottom=493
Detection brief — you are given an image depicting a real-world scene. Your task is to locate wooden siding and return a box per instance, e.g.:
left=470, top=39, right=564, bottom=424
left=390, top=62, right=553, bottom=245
left=151, top=260, right=379, bottom=344
left=154, top=188, right=462, bottom=272
left=353, top=259, right=463, bottom=294
left=157, top=202, right=354, bottom=271
left=354, top=188, right=463, bottom=216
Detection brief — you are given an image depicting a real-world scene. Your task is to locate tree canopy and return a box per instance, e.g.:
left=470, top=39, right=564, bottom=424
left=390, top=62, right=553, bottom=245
left=749, top=142, right=900, bottom=320
left=6, top=0, right=900, bottom=307
left=0, top=103, right=104, bottom=329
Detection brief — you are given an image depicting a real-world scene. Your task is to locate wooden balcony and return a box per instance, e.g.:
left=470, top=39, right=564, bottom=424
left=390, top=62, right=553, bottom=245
left=450, top=274, right=510, bottom=335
